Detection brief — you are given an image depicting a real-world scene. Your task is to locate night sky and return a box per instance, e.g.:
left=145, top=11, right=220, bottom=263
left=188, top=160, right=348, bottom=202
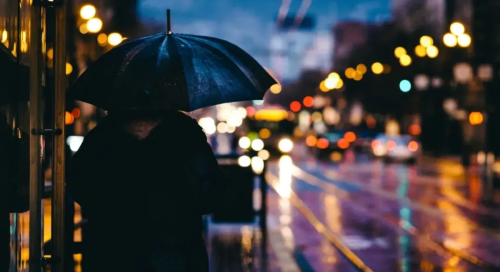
left=138, top=0, right=391, bottom=64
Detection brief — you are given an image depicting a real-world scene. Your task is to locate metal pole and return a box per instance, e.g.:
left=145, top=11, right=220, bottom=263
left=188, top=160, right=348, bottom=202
left=29, top=3, right=44, bottom=272
left=52, top=1, right=67, bottom=272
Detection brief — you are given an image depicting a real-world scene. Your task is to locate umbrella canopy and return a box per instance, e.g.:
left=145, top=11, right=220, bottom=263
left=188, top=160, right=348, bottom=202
left=70, top=10, right=276, bottom=111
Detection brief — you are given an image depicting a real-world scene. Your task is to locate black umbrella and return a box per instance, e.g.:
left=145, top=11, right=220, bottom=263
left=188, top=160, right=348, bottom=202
left=70, top=9, right=276, bottom=111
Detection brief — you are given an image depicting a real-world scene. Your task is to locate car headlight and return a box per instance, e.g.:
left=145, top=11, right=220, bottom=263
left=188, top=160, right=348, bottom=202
left=278, top=138, right=294, bottom=153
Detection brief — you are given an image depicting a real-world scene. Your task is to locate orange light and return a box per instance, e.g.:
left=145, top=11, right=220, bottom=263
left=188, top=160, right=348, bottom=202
left=409, top=124, right=421, bottom=135
left=469, top=112, right=483, bottom=125
left=306, top=135, right=317, bottom=147
left=367, top=116, right=376, bottom=128
left=371, top=140, right=380, bottom=149
left=303, top=96, right=314, bottom=107
left=386, top=140, right=396, bottom=151
left=65, top=111, right=74, bottom=125
left=344, top=131, right=356, bottom=142
left=317, top=138, right=329, bottom=149
left=337, top=138, right=349, bottom=149
left=71, top=108, right=81, bottom=118
left=408, top=141, right=419, bottom=152
left=290, top=101, right=301, bottom=112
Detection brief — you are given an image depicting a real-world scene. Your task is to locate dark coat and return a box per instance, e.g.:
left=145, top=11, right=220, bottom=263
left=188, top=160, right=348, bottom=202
left=0, top=119, right=29, bottom=272
left=66, top=111, right=225, bottom=272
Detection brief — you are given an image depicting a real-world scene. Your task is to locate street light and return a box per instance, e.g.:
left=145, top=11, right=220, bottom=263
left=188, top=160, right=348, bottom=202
left=450, top=22, right=465, bottom=36
left=371, top=62, right=383, bottom=74
left=419, top=36, right=433, bottom=47
left=87, top=18, right=103, bottom=33
left=415, top=45, right=426, bottom=57
left=394, top=47, right=406, bottom=58
left=457, top=34, right=471, bottom=47
left=426, top=45, right=439, bottom=58
left=108, top=32, right=123, bottom=46
left=80, top=4, right=96, bottom=20
left=443, top=33, right=458, bottom=47
left=399, top=55, right=412, bottom=66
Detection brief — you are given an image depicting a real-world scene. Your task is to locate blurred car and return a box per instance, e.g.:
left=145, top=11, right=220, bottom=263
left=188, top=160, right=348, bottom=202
left=315, top=130, right=348, bottom=161
left=352, top=130, right=377, bottom=153
left=371, top=134, right=420, bottom=164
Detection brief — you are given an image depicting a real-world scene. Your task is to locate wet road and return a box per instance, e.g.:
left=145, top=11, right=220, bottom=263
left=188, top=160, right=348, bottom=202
left=265, top=153, right=500, bottom=272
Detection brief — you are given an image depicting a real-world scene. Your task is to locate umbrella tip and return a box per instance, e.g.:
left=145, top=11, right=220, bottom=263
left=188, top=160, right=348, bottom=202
left=166, top=9, right=172, bottom=35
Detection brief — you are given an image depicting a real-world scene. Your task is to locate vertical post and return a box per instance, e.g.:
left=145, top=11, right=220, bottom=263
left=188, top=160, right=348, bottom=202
left=52, top=1, right=67, bottom=272
left=29, top=3, right=43, bottom=272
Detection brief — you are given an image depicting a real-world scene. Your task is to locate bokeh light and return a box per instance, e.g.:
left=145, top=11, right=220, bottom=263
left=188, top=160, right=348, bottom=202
left=80, top=4, right=96, bottom=20
left=259, top=128, right=271, bottom=139
left=97, top=33, right=108, bottom=45
left=270, top=84, right=282, bottom=94
left=426, top=45, right=439, bottom=58
left=337, top=138, right=349, bottom=149
left=394, top=47, right=406, bottom=58
left=303, top=96, right=314, bottom=107
left=108, top=32, right=123, bottom=46
left=316, top=138, right=329, bottom=149
left=420, top=36, right=433, bottom=47
left=371, top=62, right=383, bottom=74
left=344, top=132, right=356, bottom=142
left=239, top=137, right=251, bottom=149
left=399, top=80, right=411, bottom=92
left=251, top=139, right=265, bottom=151
left=356, top=64, right=367, bottom=74
left=399, top=55, right=412, bottom=66
left=443, top=33, right=458, bottom=47
left=345, top=68, right=356, bottom=78
left=457, top=34, right=471, bottom=47
left=86, top=18, right=103, bottom=33
left=290, top=101, right=301, bottom=112
left=450, top=22, right=465, bottom=35
left=258, top=150, right=270, bottom=161
left=415, top=45, right=426, bottom=57
left=305, top=135, right=317, bottom=147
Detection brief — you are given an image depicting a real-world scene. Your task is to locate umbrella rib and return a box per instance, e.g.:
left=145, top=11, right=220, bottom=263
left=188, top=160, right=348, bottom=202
left=173, top=37, right=224, bottom=105
left=178, top=35, right=263, bottom=91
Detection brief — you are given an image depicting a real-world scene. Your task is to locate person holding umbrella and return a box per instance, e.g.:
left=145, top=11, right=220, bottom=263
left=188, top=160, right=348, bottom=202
left=66, top=10, right=275, bottom=272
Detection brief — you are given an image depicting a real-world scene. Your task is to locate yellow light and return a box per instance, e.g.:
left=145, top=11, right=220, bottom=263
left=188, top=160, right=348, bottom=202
left=65, top=63, right=73, bottom=75
left=311, top=111, right=322, bottom=122
left=353, top=72, right=362, bottom=81
left=415, top=45, right=426, bottom=57
left=79, top=24, right=89, bottom=34
left=325, top=77, right=338, bottom=89
left=426, top=45, right=439, bottom=58
left=80, top=4, right=96, bottom=20
left=394, top=47, right=406, bottom=58
left=328, top=72, right=340, bottom=79
left=420, top=36, right=433, bottom=47
left=270, top=83, right=282, bottom=94
left=356, top=64, right=367, bottom=74
left=259, top=128, right=271, bottom=139
left=450, top=22, right=465, bottom=36
left=335, top=78, right=344, bottom=89
left=443, top=33, right=457, bottom=47
left=319, top=80, right=329, bottom=92
left=97, top=33, right=107, bottom=45
left=1, top=30, right=7, bottom=43
left=399, top=55, right=412, bottom=66
left=345, top=67, right=356, bottom=78
left=47, top=48, right=53, bottom=59
left=108, top=32, right=123, bottom=46
left=258, top=150, right=270, bottom=160
left=86, top=18, right=102, bottom=33
left=371, top=62, right=383, bottom=74
left=254, top=109, right=288, bottom=121
left=457, top=34, right=471, bottom=48
left=330, top=151, right=342, bottom=162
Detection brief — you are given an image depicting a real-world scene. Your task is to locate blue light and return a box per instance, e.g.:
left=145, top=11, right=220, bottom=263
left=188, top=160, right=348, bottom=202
left=399, top=80, right=411, bottom=92
left=253, top=100, right=264, bottom=105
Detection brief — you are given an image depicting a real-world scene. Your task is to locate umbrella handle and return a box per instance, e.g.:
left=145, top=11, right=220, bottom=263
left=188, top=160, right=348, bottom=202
left=167, top=9, right=172, bottom=35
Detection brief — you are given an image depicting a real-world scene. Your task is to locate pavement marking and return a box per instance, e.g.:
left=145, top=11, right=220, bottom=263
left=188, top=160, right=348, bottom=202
left=266, top=172, right=376, bottom=272
left=268, top=229, right=301, bottom=272
left=296, top=165, right=500, bottom=240
left=289, top=166, right=500, bottom=271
